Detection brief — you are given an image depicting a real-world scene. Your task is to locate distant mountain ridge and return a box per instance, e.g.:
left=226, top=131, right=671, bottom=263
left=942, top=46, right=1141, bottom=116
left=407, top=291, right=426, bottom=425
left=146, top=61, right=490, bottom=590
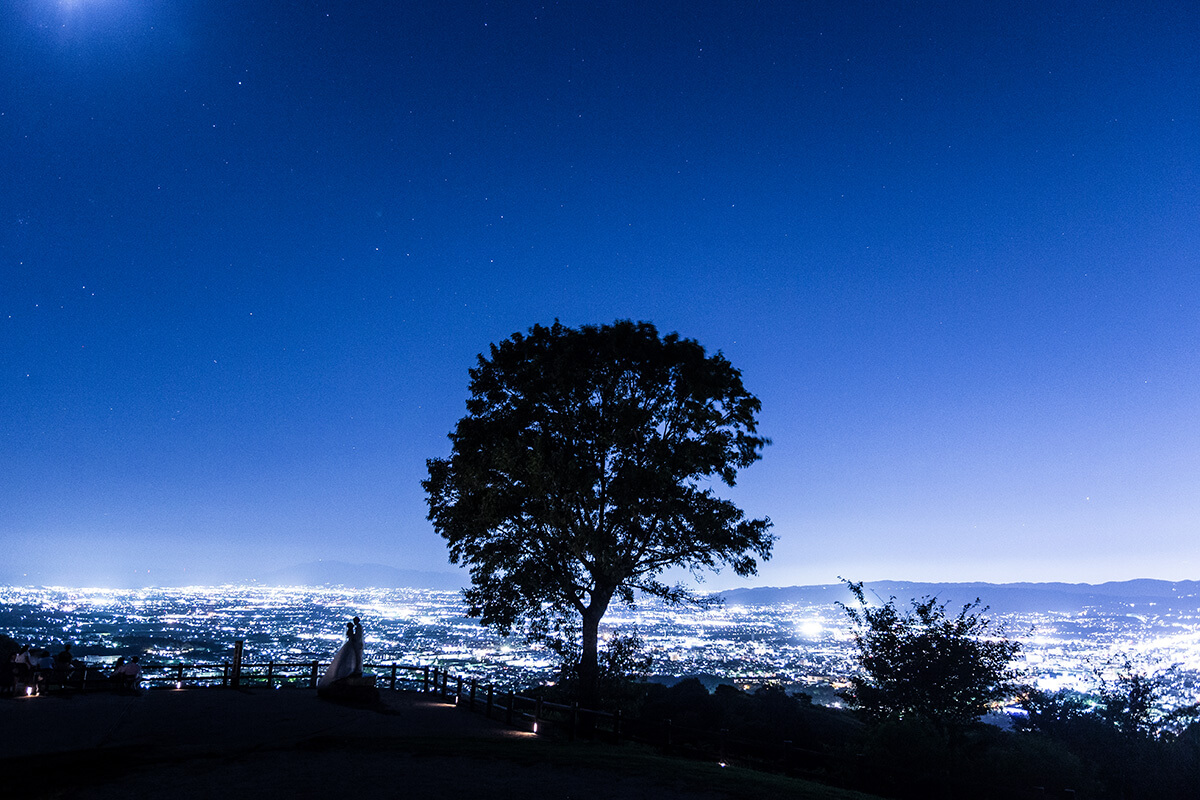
left=719, top=579, right=1200, bottom=614
left=258, top=561, right=465, bottom=591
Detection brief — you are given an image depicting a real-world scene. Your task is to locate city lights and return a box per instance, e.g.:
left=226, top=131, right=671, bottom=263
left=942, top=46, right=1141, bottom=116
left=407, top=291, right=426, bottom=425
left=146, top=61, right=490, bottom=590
left=2, top=585, right=1199, bottom=709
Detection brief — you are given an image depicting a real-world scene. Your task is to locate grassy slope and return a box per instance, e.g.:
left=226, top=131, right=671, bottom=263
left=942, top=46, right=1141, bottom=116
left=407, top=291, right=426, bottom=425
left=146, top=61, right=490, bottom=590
left=383, top=734, right=885, bottom=800
left=9, top=732, right=885, bottom=800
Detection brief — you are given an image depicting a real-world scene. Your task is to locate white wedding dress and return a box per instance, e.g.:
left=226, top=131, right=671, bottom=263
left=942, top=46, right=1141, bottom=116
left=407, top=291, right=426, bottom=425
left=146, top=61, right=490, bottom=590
left=318, top=626, right=363, bottom=689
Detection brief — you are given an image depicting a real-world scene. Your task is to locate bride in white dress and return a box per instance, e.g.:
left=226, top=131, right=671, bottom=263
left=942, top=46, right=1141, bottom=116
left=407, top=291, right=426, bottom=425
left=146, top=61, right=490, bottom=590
left=318, top=618, right=364, bottom=689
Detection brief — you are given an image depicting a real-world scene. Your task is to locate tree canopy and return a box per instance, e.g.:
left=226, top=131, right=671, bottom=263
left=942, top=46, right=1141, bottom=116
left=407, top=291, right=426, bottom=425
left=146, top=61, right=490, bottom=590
left=839, top=580, right=1023, bottom=729
left=423, top=320, right=773, bottom=702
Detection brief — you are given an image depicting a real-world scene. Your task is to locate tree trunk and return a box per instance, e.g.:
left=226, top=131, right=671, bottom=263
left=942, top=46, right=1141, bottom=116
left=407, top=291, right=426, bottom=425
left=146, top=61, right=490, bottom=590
left=578, top=586, right=613, bottom=708
left=579, top=606, right=603, bottom=708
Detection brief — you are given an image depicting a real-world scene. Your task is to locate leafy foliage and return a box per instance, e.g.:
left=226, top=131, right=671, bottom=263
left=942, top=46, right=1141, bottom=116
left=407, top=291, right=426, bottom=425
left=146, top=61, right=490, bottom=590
left=1022, top=664, right=1200, bottom=744
left=627, top=676, right=1200, bottom=800
left=424, top=320, right=773, bottom=702
left=1097, top=660, right=1167, bottom=739
left=838, top=580, right=1023, bottom=729
left=0, top=633, right=18, bottom=665
left=1016, top=677, right=1200, bottom=799
left=636, top=678, right=865, bottom=751
left=535, top=629, right=655, bottom=712
left=1016, top=688, right=1095, bottom=739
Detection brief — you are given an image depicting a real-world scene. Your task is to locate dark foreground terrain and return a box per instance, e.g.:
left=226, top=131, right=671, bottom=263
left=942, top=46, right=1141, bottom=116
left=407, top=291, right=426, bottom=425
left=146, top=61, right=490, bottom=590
left=1, top=688, right=879, bottom=800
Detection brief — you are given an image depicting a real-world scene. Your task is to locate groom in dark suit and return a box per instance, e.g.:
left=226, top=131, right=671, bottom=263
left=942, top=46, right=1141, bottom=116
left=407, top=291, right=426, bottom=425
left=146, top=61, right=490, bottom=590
left=351, top=617, right=364, bottom=676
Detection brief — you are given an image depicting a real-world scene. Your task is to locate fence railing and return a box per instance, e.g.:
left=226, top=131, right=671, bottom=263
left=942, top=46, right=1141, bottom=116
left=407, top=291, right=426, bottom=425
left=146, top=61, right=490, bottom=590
left=19, top=660, right=436, bottom=692
left=141, top=660, right=436, bottom=691
left=421, top=667, right=622, bottom=742
left=416, top=665, right=869, bottom=788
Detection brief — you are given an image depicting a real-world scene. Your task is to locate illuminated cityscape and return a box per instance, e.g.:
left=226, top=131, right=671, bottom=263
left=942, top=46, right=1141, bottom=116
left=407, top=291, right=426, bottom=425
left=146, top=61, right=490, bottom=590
left=3, top=584, right=1199, bottom=714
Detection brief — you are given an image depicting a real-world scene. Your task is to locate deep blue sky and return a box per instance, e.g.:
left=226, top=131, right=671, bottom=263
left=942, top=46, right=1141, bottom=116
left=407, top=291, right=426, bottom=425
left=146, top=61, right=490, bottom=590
left=2, top=1, right=1197, bottom=587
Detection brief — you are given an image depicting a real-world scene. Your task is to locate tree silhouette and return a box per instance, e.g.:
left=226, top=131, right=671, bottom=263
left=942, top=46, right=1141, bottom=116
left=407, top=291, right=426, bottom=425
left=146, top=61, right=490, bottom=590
left=424, top=320, right=772, bottom=704
left=839, top=580, right=1023, bottom=730
left=1098, top=661, right=1162, bottom=739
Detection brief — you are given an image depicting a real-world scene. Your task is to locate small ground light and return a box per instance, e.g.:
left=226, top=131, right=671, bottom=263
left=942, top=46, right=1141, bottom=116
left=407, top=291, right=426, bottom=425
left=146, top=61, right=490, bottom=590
left=532, top=721, right=539, bottom=734
left=718, top=762, right=727, bottom=768
left=175, top=681, right=182, bottom=689
left=25, top=686, right=33, bottom=696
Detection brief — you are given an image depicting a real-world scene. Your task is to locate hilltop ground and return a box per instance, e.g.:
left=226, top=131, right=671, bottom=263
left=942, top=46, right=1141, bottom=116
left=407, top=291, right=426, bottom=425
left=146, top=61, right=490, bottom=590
left=1, top=688, right=881, bottom=800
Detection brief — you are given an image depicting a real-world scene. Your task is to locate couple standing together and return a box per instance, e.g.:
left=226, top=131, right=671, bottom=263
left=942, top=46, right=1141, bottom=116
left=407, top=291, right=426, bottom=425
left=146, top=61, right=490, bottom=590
left=318, top=616, right=364, bottom=689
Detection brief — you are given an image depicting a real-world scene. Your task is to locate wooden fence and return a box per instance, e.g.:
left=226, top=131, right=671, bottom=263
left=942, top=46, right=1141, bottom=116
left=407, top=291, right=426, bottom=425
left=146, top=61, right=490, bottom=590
left=138, top=660, right=435, bottom=691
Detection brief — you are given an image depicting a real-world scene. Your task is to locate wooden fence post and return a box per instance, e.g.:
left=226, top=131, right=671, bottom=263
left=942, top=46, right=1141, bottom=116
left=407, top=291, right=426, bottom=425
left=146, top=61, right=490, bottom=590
left=231, top=641, right=244, bottom=689
left=470, top=679, right=477, bottom=711
left=441, top=670, right=448, bottom=699
left=455, top=676, right=463, bottom=707
left=310, top=661, right=319, bottom=689
left=390, top=664, right=397, bottom=690
left=422, top=666, right=429, bottom=693
left=266, top=661, right=274, bottom=688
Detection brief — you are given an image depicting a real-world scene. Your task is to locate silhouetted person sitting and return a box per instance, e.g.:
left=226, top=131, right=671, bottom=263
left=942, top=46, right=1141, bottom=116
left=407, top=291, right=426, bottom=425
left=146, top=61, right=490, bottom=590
left=52, top=644, right=75, bottom=688
left=115, top=656, right=141, bottom=691
left=55, top=644, right=73, bottom=667
left=108, top=657, right=126, bottom=688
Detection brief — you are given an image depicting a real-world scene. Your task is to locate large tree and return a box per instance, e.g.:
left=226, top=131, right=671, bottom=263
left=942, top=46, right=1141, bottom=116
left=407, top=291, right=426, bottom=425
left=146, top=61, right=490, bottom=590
left=839, top=580, right=1023, bottom=730
left=424, top=320, right=773, bottom=704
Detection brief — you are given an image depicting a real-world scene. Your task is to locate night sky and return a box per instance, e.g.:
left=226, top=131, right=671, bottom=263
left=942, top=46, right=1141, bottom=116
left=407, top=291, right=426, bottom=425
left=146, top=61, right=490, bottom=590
left=3, top=1, right=1197, bottom=588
